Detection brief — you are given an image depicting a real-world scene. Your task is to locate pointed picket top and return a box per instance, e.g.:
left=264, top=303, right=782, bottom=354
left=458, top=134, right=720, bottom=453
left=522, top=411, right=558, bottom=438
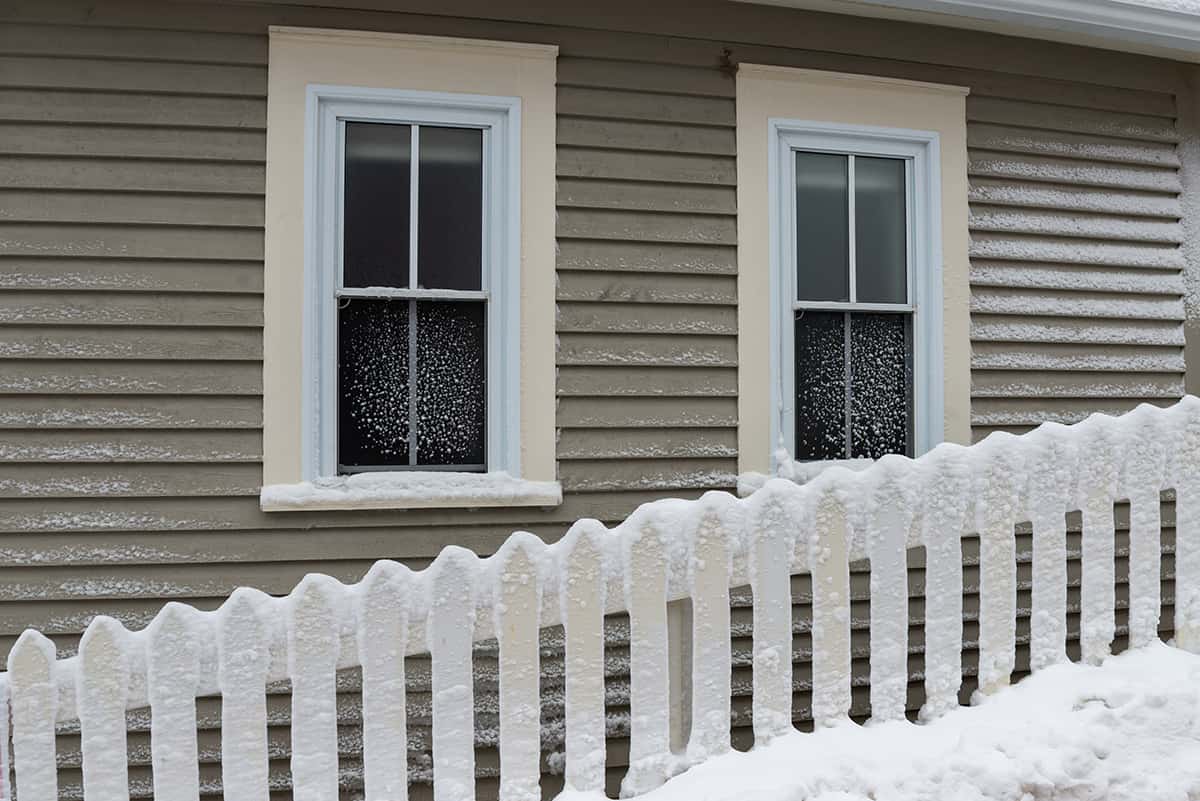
left=78, top=615, right=132, bottom=801
left=560, top=520, right=608, bottom=795
left=809, top=485, right=852, bottom=726
left=8, top=629, right=59, bottom=801
left=495, top=532, right=544, bottom=801
left=428, top=546, right=479, bottom=801
left=357, top=560, right=412, bottom=801
left=919, top=444, right=969, bottom=720
left=747, top=485, right=796, bottom=742
left=217, top=588, right=271, bottom=801
left=147, top=603, right=201, bottom=801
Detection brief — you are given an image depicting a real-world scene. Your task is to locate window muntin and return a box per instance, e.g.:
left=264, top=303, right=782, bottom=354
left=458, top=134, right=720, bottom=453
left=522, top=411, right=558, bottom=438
left=335, top=120, right=489, bottom=473
left=791, top=149, right=914, bottom=461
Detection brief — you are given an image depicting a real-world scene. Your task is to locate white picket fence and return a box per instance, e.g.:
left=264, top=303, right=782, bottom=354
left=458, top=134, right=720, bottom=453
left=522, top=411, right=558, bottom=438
left=4, top=399, right=1200, bottom=801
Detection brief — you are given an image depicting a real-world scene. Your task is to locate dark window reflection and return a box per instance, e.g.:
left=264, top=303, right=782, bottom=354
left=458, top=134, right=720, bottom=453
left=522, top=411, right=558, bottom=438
left=343, top=122, right=411, bottom=289
left=795, top=151, right=849, bottom=302
left=418, top=126, right=483, bottom=291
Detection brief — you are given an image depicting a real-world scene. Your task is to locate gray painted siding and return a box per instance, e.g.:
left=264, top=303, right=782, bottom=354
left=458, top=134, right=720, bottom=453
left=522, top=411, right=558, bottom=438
left=0, top=0, right=1188, bottom=798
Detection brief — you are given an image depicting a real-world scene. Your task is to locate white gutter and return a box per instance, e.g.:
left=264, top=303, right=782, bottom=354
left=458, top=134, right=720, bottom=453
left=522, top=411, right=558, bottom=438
left=737, top=0, right=1200, bottom=61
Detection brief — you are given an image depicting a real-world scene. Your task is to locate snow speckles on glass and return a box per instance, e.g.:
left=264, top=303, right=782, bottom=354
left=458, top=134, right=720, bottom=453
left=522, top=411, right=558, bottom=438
left=336, top=121, right=487, bottom=471
left=338, top=299, right=410, bottom=468
left=850, top=314, right=911, bottom=458
left=792, top=150, right=913, bottom=460
left=416, top=301, right=486, bottom=465
left=795, top=311, right=847, bottom=461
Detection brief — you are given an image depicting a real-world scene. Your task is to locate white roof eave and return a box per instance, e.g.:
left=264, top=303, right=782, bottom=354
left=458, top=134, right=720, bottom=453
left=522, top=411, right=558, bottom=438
left=735, top=0, right=1200, bottom=61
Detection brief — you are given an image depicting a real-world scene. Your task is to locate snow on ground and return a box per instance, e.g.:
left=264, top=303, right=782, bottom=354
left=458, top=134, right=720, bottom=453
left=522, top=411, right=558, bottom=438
left=561, top=642, right=1200, bottom=801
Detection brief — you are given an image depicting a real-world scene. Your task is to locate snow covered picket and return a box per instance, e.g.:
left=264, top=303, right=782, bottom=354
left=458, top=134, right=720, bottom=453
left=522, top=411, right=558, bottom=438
left=3, top=398, right=1200, bottom=801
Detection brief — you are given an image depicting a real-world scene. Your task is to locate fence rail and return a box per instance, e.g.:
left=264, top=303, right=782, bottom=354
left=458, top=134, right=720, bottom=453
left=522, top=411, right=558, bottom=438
left=4, top=399, right=1200, bottom=801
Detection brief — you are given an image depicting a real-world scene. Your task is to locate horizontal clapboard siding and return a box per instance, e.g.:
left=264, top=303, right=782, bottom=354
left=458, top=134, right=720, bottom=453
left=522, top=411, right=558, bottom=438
left=966, top=91, right=1187, bottom=437
left=0, top=0, right=1191, bottom=799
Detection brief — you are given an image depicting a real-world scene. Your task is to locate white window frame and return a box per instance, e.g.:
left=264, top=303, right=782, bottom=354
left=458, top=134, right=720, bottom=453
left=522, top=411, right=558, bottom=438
left=306, top=84, right=521, bottom=480
left=768, top=119, right=944, bottom=465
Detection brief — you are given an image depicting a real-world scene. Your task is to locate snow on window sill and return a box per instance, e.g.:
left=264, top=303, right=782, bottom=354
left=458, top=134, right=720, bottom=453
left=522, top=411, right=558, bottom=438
left=260, top=471, right=563, bottom=512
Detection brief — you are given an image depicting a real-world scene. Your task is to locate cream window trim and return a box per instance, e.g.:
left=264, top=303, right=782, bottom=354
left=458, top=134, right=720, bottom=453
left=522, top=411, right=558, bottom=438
left=262, top=26, right=559, bottom=511
left=736, top=64, right=973, bottom=476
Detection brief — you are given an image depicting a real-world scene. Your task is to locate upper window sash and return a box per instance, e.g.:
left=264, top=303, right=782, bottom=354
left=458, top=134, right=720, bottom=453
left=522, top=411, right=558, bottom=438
left=790, top=150, right=914, bottom=313
left=306, top=85, right=522, bottom=481
left=768, top=119, right=944, bottom=466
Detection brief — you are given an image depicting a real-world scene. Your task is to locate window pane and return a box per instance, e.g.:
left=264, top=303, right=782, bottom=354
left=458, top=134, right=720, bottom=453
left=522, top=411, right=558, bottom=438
left=343, top=122, right=411, bottom=289
left=849, top=312, right=912, bottom=459
left=337, top=298, right=410, bottom=469
left=794, top=310, right=847, bottom=460
left=416, top=300, right=486, bottom=466
left=418, top=126, right=483, bottom=291
left=854, top=156, right=907, bottom=304
left=795, top=152, right=849, bottom=302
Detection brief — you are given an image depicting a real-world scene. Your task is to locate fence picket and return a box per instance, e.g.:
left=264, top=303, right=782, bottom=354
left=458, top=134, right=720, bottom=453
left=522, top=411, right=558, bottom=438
left=289, top=576, right=342, bottom=801
left=749, top=488, right=795, bottom=742
left=920, top=446, right=968, bottom=719
left=688, top=500, right=733, bottom=760
left=217, top=589, right=271, bottom=801
left=77, top=616, right=131, bottom=801
left=7, top=630, right=58, bottom=801
left=1078, top=419, right=1118, bottom=664
left=810, top=487, right=851, bottom=726
left=496, top=535, right=544, bottom=801
left=1124, top=408, right=1165, bottom=648
left=358, top=561, right=411, bottom=801
left=147, top=604, right=201, bottom=801
left=623, top=519, right=673, bottom=795
left=1173, top=398, right=1200, bottom=652
left=974, top=435, right=1024, bottom=695
left=1028, top=427, right=1075, bottom=671
left=429, top=547, right=479, bottom=801
left=562, top=523, right=606, bottom=795
left=867, top=461, right=913, bottom=723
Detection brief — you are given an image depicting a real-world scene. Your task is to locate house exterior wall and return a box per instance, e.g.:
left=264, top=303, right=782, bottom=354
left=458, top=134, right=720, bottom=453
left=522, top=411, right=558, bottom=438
left=0, top=0, right=1189, bottom=797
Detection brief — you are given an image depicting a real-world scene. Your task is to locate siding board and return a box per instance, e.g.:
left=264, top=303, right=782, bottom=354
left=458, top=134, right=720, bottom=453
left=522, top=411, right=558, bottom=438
left=0, top=326, right=262, bottom=360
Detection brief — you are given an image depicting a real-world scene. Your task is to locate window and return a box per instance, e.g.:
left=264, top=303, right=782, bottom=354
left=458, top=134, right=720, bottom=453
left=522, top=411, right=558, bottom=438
left=313, top=92, right=519, bottom=479
left=735, top=66, right=970, bottom=479
left=775, top=125, right=941, bottom=465
left=337, top=121, right=489, bottom=472
left=261, top=28, right=559, bottom=510
left=791, top=151, right=914, bottom=460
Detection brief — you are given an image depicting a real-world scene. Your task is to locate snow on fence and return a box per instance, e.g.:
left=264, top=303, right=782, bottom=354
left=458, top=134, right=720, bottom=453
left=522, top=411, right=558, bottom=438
left=4, top=399, right=1200, bottom=801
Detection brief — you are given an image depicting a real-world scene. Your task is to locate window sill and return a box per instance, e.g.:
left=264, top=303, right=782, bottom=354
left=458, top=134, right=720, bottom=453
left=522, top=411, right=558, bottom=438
left=260, top=471, right=563, bottom=512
